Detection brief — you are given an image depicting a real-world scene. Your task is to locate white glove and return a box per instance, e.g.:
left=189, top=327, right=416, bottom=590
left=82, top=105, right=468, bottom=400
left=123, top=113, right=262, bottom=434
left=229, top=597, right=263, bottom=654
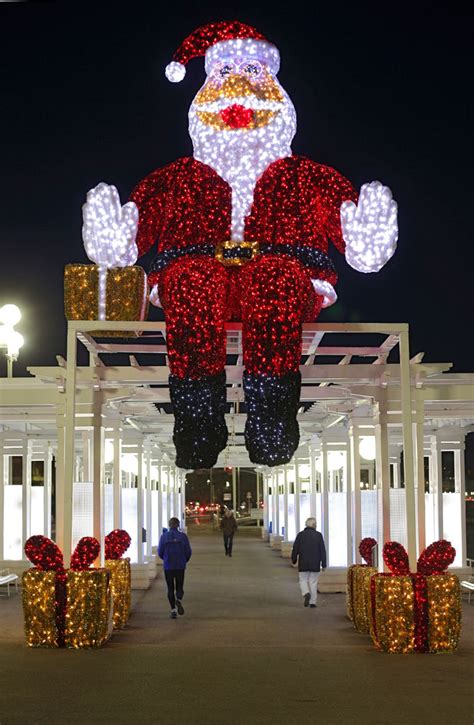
left=82, top=183, right=139, bottom=268
left=341, top=181, right=398, bottom=273
left=149, top=284, right=162, bottom=308
left=312, top=279, right=337, bottom=308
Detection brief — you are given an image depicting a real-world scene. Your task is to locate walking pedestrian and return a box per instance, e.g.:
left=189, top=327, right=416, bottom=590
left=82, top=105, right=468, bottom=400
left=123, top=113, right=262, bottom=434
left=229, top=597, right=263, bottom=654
left=291, top=517, right=326, bottom=608
left=220, top=508, right=238, bottom=557
left=158, top=517, right=192, bottom=619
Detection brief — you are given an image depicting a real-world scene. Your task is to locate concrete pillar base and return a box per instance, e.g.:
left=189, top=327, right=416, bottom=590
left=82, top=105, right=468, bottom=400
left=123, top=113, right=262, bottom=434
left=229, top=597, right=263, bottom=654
left=280, top=541, right=294, bottom=558
left=144, top=555, right=160, bottom=580
left=131, top=563, right=151, bottom=590
left=270, top=534, right=283, bottom=550
left=261, top=527, right=269, bottom=542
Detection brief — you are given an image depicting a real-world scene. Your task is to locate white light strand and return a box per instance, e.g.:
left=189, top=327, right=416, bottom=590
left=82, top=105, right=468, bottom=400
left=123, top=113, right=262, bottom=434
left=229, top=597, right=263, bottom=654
left=205, top=38, right=280, bottom=75
left=341, top=181, right=398, bottom=273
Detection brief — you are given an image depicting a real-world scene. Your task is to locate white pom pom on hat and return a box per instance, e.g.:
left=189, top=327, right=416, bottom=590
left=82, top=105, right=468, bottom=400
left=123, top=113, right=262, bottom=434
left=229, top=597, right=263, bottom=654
left=165, top=61, right=186, bottom=83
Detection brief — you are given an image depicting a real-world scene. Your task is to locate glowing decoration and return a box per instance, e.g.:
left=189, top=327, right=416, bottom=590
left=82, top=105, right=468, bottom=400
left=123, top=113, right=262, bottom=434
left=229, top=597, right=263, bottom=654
left=359, top=436, right=376, bottom=461
left=121, top=453, right=138, bottom=476
left=105, top=529, right=132, bottom=629
left=298, top=464, right=311, bottom=479
left=369, top=539, right=461, bottom=654
left=341, top=181, right=398, bottom=273
left=346, top=538, right=378, bottom=632
left=85, top=19, right=398, bottom=469
left=316, top=451, right=345, bottom=474
left=104, top=439, right=114, bottom=465
left=22, top=535, right=111, bottom=649
left=64, top=570, right=111, bottom=648
left=64, top=264, right=148, bottom=334
left=0, top=304, right=24, bottom=361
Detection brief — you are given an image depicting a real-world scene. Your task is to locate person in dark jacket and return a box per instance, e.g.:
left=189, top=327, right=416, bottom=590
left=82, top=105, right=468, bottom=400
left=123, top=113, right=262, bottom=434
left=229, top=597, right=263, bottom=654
left=220, top=508, right=238, bottom=557
left=158, top=517, right=192, bottom=619
left=291, top=517, right=327, bottom=608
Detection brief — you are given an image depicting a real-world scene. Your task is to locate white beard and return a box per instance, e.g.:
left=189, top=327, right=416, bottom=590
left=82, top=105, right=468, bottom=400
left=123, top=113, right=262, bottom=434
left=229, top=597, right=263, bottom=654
left=189, top=84, right=297, bottom=241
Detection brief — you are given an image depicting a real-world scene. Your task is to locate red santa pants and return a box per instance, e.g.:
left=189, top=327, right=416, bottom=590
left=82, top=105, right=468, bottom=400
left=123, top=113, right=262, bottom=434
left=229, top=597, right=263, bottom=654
left=159, top=255, right=323, bottom=380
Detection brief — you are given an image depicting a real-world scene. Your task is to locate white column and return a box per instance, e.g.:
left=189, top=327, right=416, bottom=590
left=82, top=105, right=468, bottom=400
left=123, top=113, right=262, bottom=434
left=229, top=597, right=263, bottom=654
left=22, top=440, right=32, bottom=554
left=157, top=457, right=163, bottom=535
left=294, top=459, right=301, bottom=535
left=454, top=443, right=467, bottom=565
left=112, top=427, right=122, bottom=529
left=430, top=434, right=443, bottom=539
left=0, top=441, right=5, bottom=560
left=92, top=395, right=104, bottom=548
left=145, top=446, right=152, bottom=557
left=399, top=327, right=417, bottom=570
left=173, top=467, right=179, bottom=518
left=44, top=444, right=53, bottom=538
left=321, top=441, right=329, bottom=563
left=256, top=471, right=261, bottom=528
left=309, top=445, right=317, bottom=520
left=413, top=402, right=426, bottom=554
left=61, top=326, right=77, bottom=563
left=345, top=442, right=352, bottom=566
left=271, top=469, right=278, bottom=536
left=283, top=465, right=289, bottom=541
left=180, top=471, right=186, bottom=530
left=82, top=431, right=91, bottom=482
left=375, top=408, right=391, bottom=571
left=263, top=474, right=269, bottom=531
left=232, top=467, right=237, bottom=513
left=55, top=414, right=65, bottom=548
left=349, top=426, right=362, bottom=564
left=136, top=441, right=144, bottom=564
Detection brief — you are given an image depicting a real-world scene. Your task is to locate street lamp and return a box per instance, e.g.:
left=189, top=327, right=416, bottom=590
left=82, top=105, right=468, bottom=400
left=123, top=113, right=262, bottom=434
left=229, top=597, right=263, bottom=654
left=0, top=304, right=24, bottom=377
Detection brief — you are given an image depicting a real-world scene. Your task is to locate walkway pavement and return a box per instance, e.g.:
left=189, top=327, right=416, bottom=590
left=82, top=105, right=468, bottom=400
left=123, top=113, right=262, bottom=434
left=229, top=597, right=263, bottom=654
left=0, top=531, right=472, bottom=724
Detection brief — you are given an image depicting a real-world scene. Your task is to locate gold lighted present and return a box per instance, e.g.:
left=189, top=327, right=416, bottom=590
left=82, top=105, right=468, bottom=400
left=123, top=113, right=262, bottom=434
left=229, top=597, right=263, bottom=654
left=105, top=558, right=131, bottom=629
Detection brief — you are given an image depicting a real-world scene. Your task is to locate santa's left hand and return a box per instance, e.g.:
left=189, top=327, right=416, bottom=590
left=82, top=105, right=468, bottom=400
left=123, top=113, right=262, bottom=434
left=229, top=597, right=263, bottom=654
left=149, top=284, right=162, bottom=308
left=341, top=181, right=398, bottom=273
left=312, top=279, right=337, bottom=308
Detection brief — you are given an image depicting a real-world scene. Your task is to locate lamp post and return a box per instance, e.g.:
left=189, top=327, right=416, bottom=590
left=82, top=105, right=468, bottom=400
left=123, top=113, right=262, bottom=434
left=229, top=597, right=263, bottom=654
left=0, top=304, right=24, bottom=377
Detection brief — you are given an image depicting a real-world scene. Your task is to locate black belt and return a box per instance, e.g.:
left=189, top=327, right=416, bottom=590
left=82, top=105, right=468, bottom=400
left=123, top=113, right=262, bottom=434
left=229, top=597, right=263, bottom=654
left=149, top=242, right=335, bottom=276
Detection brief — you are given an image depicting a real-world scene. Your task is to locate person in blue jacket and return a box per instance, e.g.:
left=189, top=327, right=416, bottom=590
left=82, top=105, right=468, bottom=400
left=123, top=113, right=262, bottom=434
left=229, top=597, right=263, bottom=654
left=158, top=517, right=192, bottom=619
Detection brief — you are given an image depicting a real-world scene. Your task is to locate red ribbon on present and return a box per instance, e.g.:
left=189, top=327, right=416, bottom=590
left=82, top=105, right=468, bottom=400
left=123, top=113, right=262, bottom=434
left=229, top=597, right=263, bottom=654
left=24, top=535, right=101, bottom=646
left=372, top=539, right=456, bottom=652
left=359, top=537, right=377, bottom=566
left=104, top=529, right=131, bottom=560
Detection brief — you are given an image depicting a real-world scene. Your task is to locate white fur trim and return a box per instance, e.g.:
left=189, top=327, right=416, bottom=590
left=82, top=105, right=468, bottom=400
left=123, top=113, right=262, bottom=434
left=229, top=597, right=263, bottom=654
left=312, top=279, right=338, bottom=308
left=166, top=61, right=186, bottom=82
left=205, top=38, right=280, bottom=75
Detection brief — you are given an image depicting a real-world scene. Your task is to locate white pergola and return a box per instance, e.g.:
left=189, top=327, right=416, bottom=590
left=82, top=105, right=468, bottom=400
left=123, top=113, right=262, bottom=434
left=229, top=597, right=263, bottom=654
left=0, top=320, right=472, bottom=585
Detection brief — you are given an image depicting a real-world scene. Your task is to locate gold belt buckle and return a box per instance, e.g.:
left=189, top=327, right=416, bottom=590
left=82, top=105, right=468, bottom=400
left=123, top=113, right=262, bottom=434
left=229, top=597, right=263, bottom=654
left=215, top=240, right=259, bottom=267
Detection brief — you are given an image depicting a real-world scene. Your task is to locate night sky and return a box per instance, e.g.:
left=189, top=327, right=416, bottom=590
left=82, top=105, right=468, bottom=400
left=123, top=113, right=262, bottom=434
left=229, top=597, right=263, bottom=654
left=0, top=2, right=472, bottom=376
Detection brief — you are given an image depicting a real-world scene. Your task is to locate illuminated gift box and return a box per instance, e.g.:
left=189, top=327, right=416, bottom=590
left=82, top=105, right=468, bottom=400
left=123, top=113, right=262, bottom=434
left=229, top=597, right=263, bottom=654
left=346, top=537, right=377, bottom=633
left=64, top=264, right=148, bottom=335
left=64, top=184, right=148, bottom=335
left=369, top=540, right=461, bottom=654
left=104, top=529, right=132, bottom=630
left=22, top=535, right=112, bottom=649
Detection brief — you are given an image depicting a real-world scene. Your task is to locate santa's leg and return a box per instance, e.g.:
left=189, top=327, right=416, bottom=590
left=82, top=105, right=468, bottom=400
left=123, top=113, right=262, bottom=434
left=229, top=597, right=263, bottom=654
left=159, top=257, right=229, bottom=470
left=241, top=256, right=323, bottom=466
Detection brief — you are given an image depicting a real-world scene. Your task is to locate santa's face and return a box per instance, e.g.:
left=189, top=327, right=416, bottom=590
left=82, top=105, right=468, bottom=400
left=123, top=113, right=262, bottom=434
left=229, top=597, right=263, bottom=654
left=189, top=58, right=296, bottom=167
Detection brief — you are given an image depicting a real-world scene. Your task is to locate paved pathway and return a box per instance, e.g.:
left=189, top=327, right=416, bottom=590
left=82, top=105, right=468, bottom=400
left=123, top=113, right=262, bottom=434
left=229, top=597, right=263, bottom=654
left=0, top=532, right=472, bottom=724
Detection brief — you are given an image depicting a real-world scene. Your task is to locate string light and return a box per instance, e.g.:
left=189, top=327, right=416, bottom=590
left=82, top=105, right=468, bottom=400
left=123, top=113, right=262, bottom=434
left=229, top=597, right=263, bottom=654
left=369, top=540, right=461, bottom=653
left=346, top=538, right=378, bottom=632
left=23, top=535, right=111, bottom=648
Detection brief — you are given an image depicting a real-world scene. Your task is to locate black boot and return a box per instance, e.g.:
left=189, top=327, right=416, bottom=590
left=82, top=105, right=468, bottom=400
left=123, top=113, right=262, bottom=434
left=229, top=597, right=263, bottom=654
left=169, top=372, right=228, bottom=470
left=243, top=371, right=301, bottom=466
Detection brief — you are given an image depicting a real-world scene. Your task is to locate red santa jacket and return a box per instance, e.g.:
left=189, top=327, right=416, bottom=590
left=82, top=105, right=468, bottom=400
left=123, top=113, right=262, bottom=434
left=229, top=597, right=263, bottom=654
left=130, top=155, right=358, bottom=287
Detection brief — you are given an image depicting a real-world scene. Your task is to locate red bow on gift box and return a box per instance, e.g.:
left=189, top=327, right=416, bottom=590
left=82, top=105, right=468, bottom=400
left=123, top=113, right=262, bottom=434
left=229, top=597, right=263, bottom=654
left=24, top=535, right=100, bottom=646
left=359, top=537, right=377, bottom=566
left=104, top=529, right=131, bottom=560
left=372, top=539, right=456, bottom=652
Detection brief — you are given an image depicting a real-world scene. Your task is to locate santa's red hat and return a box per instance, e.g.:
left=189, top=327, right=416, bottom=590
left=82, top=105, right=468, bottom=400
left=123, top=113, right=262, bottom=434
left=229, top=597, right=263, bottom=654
left=165, top=20, right=280, bottom=82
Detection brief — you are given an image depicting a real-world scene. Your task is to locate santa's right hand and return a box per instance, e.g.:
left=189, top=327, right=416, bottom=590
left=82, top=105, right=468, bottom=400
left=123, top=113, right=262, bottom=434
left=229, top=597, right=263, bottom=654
left=149, top=284, right=162, bottom=308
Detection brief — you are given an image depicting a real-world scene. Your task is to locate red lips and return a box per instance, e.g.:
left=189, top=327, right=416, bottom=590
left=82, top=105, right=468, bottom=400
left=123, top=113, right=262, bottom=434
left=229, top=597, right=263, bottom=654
left=219, top=104, right=254, bottom=129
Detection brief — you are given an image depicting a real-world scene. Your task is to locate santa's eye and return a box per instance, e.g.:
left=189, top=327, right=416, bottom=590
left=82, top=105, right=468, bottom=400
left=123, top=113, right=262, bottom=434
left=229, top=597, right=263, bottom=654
left=219, top=64, right=234, bottom=77
left=242, top=62, right=261, bottom=76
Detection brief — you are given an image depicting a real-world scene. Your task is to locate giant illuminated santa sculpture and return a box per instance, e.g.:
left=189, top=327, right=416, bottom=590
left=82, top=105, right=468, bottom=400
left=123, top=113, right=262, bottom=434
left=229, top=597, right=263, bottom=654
left=83, top=21, right=398, bottom=471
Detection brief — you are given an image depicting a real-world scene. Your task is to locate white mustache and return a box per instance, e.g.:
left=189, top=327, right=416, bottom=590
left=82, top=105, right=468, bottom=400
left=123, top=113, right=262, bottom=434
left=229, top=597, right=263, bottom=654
left=195, top=97, right=283, bottom=112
